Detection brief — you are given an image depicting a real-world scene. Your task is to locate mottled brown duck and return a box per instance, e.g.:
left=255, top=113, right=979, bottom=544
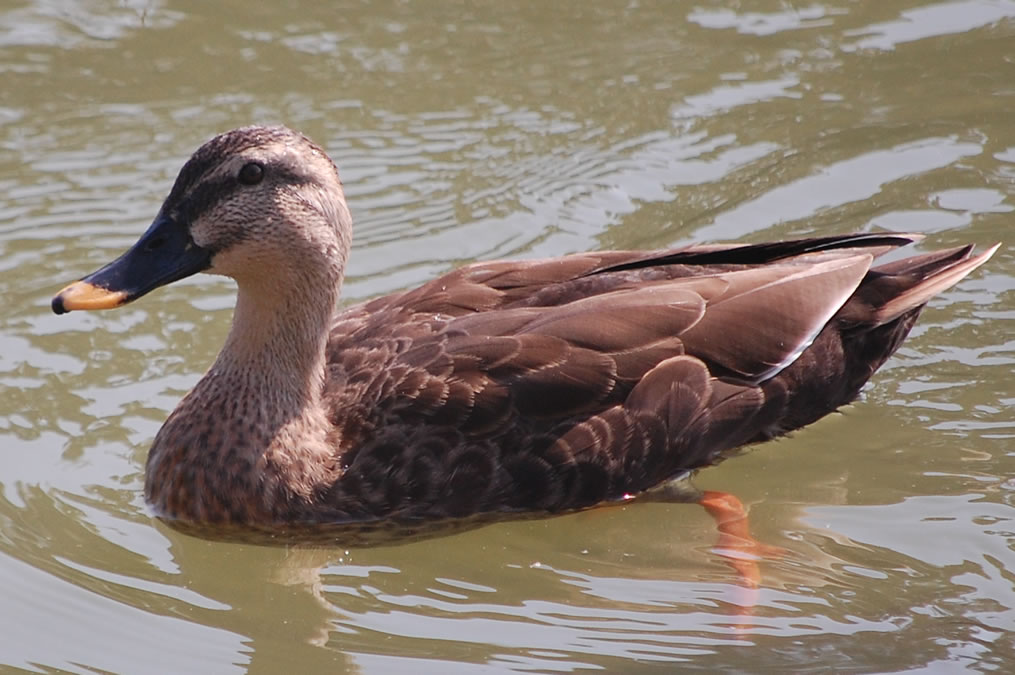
left=52, top=126, right=996, bottom=537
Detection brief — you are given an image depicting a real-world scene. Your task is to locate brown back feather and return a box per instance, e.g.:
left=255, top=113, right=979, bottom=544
left=321, top=234, right=995, bottom=520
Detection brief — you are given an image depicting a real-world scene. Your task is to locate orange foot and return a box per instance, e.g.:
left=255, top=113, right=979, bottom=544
left=697, top=490, right=788, bottom=626
left=698, top=489, right=783, bottom=625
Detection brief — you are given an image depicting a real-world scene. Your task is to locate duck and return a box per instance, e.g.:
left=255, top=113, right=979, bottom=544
left=51, top=125, right=997, bottom=532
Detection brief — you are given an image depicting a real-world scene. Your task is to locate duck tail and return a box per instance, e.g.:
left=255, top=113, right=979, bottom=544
left=848, top=242, right=999, bottom=326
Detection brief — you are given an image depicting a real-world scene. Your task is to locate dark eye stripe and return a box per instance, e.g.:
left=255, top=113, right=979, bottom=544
left=173, top=164, right=310, bottom=226
left=176, top=175, right=240, bottom=225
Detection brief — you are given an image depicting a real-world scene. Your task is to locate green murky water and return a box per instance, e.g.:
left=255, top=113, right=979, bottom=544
left=2, top=1, right=1014, bottom=671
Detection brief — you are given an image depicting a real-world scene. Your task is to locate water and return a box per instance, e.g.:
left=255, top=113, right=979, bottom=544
left=2, top=1, right=1014, bottom=671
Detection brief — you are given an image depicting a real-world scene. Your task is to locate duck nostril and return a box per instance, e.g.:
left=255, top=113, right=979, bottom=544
left=144, top=235, right=168, bottom=253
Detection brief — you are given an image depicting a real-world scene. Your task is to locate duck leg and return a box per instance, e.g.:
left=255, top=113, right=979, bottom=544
left=641, top=478, right=777, bottom=596
left=697, top=490, right=768, bottom=590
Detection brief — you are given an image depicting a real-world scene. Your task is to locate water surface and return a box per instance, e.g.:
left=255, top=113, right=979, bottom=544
left=2, top=1, right=1014, bottom=672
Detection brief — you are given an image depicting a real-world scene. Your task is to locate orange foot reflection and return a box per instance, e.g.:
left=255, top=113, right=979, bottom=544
left=698, top=490, right=786, bottom=625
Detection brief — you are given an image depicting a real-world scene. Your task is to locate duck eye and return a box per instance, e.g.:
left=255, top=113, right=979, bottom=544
left=237, top=162, right=264, bottom=186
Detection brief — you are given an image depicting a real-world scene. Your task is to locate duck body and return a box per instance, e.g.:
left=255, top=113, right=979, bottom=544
left=51, top=126, right=996, bottom=529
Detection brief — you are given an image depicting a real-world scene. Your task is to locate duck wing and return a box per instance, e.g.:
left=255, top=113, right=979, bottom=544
left=322, top=234, right=994, bottom=518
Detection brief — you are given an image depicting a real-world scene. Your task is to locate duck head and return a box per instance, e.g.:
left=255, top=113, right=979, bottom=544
left=52, top=125, right=352, bottom=314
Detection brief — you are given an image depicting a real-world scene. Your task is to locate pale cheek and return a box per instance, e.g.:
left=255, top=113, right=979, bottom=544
left=207, top=243, right=280, bottom=281
left=190, top=203, right=250, bottom=250
left=204, top=256, right=231, bottom=278
left=206, top=247, right=245, bottom=278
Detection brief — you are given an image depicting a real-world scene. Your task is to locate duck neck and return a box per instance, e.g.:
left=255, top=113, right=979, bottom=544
left=146, top=265, right=343, bottom=524
left=214, top=275, right=337, bottom=412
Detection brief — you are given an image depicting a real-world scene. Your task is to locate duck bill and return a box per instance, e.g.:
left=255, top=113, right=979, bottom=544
left=51, top=214, right=211, bottom=315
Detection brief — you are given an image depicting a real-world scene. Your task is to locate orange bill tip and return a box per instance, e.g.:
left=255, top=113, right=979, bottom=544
left=51, top=281, right=128, bottom=314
